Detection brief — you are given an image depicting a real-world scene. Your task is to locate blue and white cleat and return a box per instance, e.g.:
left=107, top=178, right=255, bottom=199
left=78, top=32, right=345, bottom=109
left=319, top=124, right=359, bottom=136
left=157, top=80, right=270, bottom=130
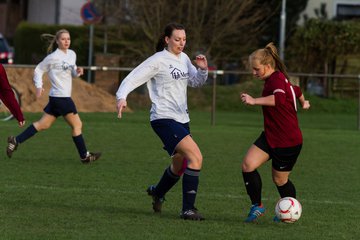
left=244, top=204, right=265, bottom=223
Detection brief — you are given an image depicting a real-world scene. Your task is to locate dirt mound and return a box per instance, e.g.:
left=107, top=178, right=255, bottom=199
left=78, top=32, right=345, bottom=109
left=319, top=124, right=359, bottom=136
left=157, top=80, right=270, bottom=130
left=4, top=66, right=128, bottom=113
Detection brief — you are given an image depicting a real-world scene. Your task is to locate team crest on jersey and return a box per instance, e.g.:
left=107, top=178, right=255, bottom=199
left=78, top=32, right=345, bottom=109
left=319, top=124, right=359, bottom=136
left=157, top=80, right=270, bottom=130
left=61, top=61, right=74, bottom=71
left=61, top=61, right=75, bottom=71
left=170, top=67, right=189, bottom=80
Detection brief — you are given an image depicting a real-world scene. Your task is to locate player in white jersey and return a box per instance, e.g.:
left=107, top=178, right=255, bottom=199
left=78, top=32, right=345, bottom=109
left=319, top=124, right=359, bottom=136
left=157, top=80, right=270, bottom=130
left=6, top=29, right=101, bottom=163
left=116, top=23, right=208, bottom=220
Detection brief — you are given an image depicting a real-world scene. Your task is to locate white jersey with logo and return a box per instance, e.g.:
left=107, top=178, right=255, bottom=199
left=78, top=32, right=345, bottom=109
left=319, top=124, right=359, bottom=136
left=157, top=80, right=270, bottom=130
left=34, top=48, right=79, bottom=97
left=116, top=49, right=208, bottom=123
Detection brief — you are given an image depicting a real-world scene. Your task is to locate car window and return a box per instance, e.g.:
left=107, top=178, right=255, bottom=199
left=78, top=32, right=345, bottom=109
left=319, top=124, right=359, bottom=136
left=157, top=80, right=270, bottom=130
left=0, top=39, right=8, bottom=51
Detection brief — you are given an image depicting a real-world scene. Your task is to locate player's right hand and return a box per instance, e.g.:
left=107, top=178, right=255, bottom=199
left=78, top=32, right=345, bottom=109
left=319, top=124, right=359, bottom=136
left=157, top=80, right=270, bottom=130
left=36, top=88, right=44, bottom=99
left=240, top=93, right=255, bottom=105
left=117, top=99, right=127, bottom=119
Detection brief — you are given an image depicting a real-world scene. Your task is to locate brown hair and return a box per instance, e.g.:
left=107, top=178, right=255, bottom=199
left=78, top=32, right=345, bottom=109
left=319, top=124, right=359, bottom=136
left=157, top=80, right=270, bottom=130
left=41, top=29, right=70, bottom=54
left=249, top=42, right=289, bottom=80
left=156, top=23, right=185, bottom=52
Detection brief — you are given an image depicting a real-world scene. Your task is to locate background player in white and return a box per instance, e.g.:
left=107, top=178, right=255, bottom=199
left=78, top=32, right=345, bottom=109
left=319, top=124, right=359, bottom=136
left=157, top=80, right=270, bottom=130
left=116, top=23, right=208, bottom=220
left=7, top=29, right=101, bottom=163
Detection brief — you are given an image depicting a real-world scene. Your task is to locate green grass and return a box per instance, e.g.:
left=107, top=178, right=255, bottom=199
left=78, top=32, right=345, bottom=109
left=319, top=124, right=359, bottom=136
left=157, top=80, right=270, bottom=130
left=0, top=111, right=359, bottom=240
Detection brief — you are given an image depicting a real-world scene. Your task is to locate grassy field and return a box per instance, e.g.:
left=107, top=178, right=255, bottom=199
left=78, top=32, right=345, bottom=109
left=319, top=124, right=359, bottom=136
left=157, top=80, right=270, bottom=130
left=0, top=110, right=359, bottom=240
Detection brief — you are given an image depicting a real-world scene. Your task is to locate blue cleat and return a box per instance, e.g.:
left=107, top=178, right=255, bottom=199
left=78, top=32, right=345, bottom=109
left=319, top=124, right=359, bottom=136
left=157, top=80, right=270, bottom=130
left=244, top=204, right=265, bottom=222
left=273, top=215, right=281, bottom=223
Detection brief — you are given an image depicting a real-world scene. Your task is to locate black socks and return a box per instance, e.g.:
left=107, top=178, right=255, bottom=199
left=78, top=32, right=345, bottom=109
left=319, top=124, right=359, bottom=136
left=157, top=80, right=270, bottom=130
left=242, top=170, right=262, bottom=205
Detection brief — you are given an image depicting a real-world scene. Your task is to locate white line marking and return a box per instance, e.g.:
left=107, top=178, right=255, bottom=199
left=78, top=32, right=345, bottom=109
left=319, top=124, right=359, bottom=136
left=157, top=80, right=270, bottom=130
left=3, top=184, right=354, bottom=206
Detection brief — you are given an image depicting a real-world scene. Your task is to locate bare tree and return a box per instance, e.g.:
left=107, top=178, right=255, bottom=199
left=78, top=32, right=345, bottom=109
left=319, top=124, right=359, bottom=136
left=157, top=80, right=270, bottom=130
left=94, top=0, right=276, bottom=67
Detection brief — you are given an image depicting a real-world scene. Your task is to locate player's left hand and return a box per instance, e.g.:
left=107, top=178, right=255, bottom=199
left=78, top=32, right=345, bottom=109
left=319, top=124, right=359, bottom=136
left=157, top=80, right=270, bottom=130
left=302, top=100, right=310, bottom=110
left=195, top=55, right=208, bottom=70
left=18, top=120, right=25, bottom=127
left=76, top=67, right=84, bottom=76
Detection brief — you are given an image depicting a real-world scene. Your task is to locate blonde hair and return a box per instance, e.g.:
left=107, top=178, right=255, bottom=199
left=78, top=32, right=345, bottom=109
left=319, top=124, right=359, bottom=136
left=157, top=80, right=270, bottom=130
left=41, top=29, right=70, bottom=54
left=249, top=42, right=289, bottom=80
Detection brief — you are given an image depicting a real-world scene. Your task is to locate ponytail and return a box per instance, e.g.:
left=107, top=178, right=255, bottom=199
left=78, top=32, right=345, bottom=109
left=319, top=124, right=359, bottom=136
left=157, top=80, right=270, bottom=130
left=264, top=42, right=289, bottom=80
left=41, top=29, right=70, bottom=54
left=249, top=42, right=290, bottom=80
left=156, top=34, right=166, bottom=52
left=41, top=34, right=56, bottom=54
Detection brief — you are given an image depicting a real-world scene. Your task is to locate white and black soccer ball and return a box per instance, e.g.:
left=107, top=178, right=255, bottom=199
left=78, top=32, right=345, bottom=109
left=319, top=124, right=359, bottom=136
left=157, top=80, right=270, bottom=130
left=275, top=197, right=302, bottom=223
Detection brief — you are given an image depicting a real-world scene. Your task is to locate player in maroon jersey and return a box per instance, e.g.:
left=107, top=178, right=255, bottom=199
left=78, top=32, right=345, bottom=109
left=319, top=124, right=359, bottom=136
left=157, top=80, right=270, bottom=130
left=0, top=64, right=25, bottom=126
left=240, top=42, right=310, bottom=223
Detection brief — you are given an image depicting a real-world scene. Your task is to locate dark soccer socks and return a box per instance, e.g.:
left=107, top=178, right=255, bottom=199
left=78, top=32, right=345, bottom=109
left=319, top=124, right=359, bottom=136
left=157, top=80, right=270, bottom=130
left=16, top=124, right=38, bottom=144
left=154, top=167, right=180, bottom=198
left=242, top=170, right=262, bottom=205
left=276, top=180, right=296, bottom=198
left=182, top=168, right=200, bottom=211
left=72, top=134, right=88, bottom=159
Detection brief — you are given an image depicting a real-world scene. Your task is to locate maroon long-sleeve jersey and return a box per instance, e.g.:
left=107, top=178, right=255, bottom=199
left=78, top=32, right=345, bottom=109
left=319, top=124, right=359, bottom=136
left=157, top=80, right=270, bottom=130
left=262, top=71, right=302, bottom=148
left=0, top=64, right=24, bottom=122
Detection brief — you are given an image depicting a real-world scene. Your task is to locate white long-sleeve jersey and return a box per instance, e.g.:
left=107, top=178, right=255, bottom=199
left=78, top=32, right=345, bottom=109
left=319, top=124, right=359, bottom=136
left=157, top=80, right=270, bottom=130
left=116, top=49, right=208, bottom=123
left=33, top=48, right=79, bottom=97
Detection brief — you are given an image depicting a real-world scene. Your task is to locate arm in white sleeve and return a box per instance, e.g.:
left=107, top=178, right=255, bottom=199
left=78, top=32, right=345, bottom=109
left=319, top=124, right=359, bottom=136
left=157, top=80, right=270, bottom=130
left=71, top=53, right=79, bottom=77
left=33, top=59, right=50, bottom=88
left=116, top=59, right=158, bottom=101
left=186, top=57, right=208, bottom=88
left=71, top=65, right=79, bottom=77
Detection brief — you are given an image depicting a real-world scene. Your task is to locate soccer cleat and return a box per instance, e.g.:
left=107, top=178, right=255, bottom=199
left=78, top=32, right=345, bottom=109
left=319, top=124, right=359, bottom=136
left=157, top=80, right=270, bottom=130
left=147, top=185, right=165, bottom=213
left=6, top=136, right=18, bottom=158
left=81, top=152, right=101, bottom=164
left=244, top=204, right=265, bottom=223
left=180, top=208, right=205, bottom=221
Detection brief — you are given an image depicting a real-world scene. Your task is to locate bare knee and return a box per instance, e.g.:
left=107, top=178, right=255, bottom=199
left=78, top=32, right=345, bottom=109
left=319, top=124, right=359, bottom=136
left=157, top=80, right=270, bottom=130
left=242, top=160, right=253, bottom=172
left=272, top=175, right=288, bottom=186
left=71, top=120, right=83, bottom=135
left=175, top=136, right=203, bottom=170
left=171, top=154, right=185, bottom=175
left=242, top=156, right=257, bottom=172
left=187, top=153, right=203, bottom=170
left=34, top=121, right=51, bottom=131
left=241, top=144, right=269, bottom=172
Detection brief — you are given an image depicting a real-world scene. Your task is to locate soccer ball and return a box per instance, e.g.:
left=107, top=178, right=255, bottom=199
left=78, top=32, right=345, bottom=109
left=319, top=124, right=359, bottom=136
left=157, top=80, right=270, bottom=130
left=275, top=197, right=302, bottom=223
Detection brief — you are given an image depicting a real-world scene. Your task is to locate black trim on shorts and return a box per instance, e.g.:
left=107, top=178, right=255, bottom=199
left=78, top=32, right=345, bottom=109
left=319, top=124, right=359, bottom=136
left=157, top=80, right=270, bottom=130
left=254, top=131, right=302, bottom=171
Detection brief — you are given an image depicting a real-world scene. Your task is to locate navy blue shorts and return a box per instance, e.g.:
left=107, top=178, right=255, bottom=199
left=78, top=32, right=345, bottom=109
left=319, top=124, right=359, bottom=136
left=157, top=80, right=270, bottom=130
left=151, top=119, right=190, bottom=156
left=254, top=131, right=302, bottom=171
left=44, top=97, right=78, bottom=117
